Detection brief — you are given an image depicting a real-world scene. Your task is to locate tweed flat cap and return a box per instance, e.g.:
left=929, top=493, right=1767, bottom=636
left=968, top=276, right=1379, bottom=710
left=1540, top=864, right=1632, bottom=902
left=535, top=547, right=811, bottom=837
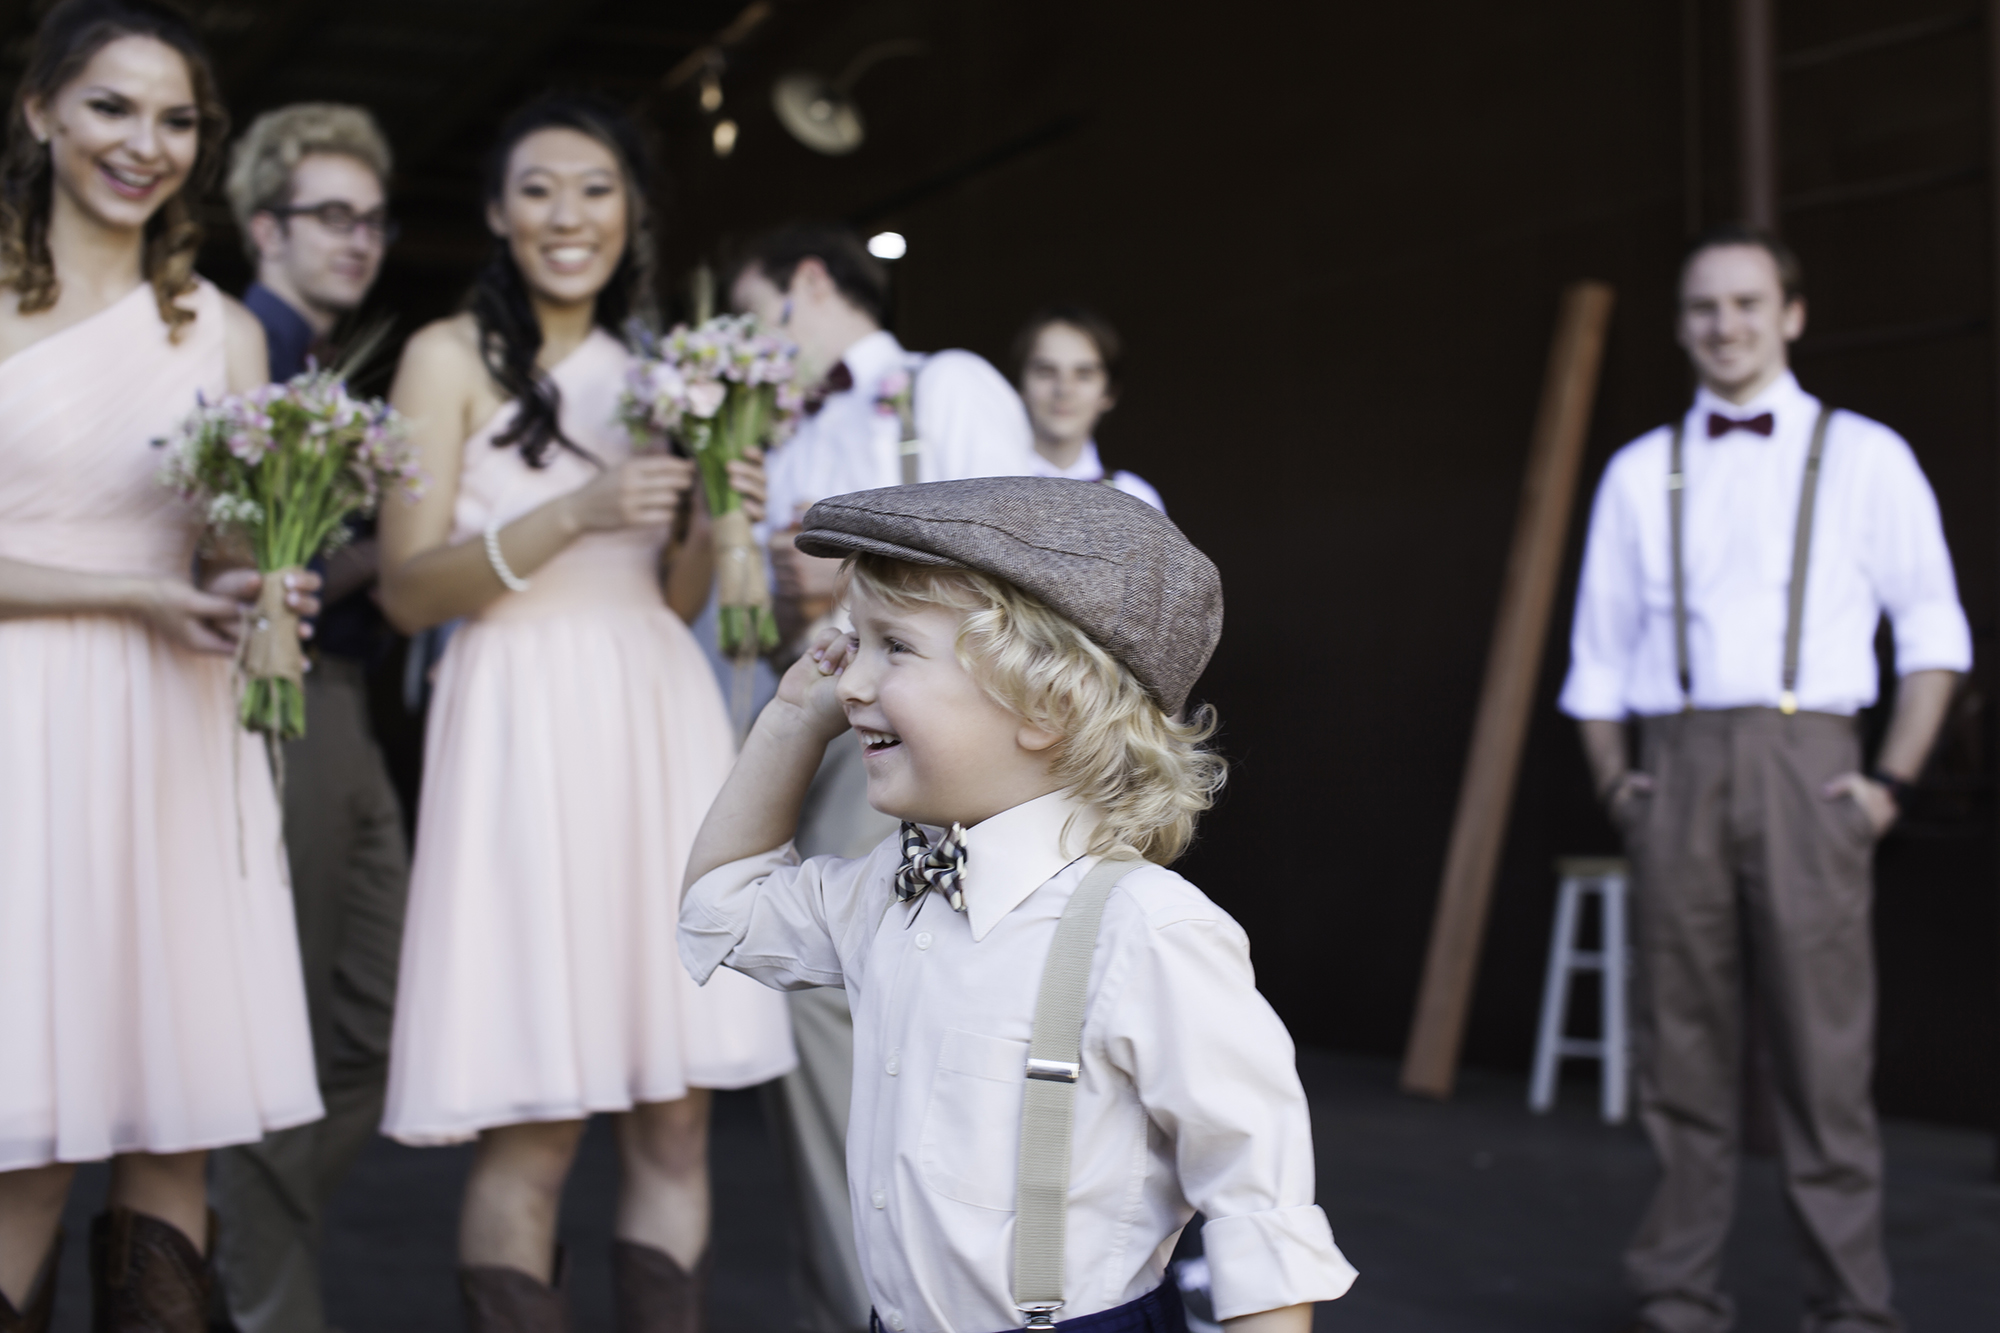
left=795, top=477, right=1222, bottom=715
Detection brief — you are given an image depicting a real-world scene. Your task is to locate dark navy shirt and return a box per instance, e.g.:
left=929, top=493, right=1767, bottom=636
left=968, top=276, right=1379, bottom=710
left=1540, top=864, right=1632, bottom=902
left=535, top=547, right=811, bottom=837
left=244, top=282, right=387, bottom=663
left=245, top=282, right=316, bottom=381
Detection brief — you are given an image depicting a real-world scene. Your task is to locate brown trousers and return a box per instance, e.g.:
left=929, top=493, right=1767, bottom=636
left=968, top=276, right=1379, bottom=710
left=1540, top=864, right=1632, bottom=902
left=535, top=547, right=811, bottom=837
left=1621, top=708, right=1897, bottom=1333
left=211, top=659, right=410, bottom=1333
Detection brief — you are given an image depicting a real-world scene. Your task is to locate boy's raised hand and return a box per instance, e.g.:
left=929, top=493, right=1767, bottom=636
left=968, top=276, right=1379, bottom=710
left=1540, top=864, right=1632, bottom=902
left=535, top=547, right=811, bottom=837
left=686, top=624, right=857, bottom=889
left=775, top=625, right=856, bottom=744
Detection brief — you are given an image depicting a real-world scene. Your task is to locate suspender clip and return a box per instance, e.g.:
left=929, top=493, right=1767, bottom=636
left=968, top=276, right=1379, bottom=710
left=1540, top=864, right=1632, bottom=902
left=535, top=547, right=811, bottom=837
left=1779, top=690, right=1798, bottom=715
left=1026, top=1057, right=1080, bottom=1083
left=1019, top=1302, right=1063, bottom=1328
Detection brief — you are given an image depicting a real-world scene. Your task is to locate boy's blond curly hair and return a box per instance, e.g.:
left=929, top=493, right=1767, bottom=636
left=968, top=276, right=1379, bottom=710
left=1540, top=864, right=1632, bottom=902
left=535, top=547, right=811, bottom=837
left=845, top=554, right=1226, bottom=864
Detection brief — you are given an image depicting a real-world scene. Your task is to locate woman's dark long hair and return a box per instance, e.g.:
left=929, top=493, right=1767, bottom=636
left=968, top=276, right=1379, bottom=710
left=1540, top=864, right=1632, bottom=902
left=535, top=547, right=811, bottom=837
left=0, top=0, right=228, bottom=343
left=472, top=92, right=660, bottom=468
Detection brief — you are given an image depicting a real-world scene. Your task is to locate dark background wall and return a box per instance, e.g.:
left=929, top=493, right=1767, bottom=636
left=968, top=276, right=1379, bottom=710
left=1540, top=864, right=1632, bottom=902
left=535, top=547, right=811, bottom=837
left=6, top=0, right=1988, bottom=1125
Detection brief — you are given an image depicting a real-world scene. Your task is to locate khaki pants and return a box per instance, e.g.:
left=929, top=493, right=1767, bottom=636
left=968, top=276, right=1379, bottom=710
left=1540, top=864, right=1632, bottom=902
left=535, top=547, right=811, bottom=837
left=1622, top=709, right=1897, bottom=1333
left=762, top=739, right=898, bottom=1333
left=212, top=660, right=410, bottom=1333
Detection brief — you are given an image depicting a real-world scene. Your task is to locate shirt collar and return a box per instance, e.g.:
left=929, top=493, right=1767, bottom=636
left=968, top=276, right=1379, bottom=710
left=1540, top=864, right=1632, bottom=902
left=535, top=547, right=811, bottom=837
left=1029, top=440, right=1106, bottom=482
left=1692, top=368, right=1812, bottom=430
left=837, top=328, right=907, bottom=391
left=244, top=282, right=317, bottom=383
left=954, top=789, right=1100, bottom=942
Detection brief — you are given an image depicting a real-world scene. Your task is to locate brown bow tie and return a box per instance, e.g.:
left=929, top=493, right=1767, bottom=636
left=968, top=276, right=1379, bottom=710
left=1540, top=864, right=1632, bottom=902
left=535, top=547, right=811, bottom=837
left=1707, top=411, right=1774, bottom=439
left=802, top=362, right=854, bottom=417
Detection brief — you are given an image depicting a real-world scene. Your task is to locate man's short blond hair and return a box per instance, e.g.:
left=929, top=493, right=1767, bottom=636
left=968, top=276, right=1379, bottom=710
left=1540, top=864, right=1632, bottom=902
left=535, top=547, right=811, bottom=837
left=844, top=554, right=1226, bottom=865
left=225, top=103, right=392, bottom=258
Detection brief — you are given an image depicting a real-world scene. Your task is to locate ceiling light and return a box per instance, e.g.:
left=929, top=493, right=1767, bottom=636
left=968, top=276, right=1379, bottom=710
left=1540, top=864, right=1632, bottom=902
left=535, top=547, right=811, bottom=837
left=867, top=231, right=907, bottom=260
left=712, top=119, right=738, bottom=157
left=772, top=39, right=928, bottom=156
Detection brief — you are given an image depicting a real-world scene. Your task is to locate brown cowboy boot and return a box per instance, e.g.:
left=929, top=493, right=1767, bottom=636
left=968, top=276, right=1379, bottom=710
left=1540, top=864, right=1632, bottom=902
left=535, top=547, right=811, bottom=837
left=459, top=1248, right=573, bottom=1333
left=611, top=1241, right=709, bottom=1333
left=89, top=1208, right=215, bottom=1333
left=0, top=1231, right=61, bottom=1333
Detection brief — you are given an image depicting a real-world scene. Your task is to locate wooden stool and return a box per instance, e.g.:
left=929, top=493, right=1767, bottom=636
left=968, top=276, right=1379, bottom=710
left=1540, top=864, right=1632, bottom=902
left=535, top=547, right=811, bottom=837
left=1529, top=857, right=1630, bottom=1123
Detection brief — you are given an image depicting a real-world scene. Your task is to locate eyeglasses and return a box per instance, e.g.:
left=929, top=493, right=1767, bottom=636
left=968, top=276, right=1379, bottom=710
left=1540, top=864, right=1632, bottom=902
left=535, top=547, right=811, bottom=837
left=266, top=200, right=399, bottom=245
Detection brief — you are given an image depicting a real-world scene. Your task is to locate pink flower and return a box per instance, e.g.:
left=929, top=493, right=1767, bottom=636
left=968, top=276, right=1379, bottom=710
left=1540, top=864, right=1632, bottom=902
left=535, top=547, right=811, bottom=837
left=686, top=379, right=727, bottom=419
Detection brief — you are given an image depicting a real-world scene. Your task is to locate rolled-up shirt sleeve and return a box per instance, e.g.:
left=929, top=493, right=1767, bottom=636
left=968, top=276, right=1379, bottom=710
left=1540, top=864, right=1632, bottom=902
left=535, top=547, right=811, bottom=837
left=1560, top=448, right=1649, bottom=720
left=1097, top=895, right=1357, bottom=1320
left=680, top=844, right=863, bottom=991
left=1860, top=427, right=1972, bottom=676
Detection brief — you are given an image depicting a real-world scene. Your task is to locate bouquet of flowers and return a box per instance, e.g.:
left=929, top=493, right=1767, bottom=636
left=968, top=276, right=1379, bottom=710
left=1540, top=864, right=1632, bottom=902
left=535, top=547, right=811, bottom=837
left=158, top=371, right=421, bottom=740
left=619, top=314, right=802, bottom=656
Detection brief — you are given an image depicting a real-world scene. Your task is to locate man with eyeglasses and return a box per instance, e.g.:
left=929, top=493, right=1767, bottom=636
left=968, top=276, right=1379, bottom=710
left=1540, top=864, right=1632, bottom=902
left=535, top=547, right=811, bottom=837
left=210, top=103, right=408, bottom=1333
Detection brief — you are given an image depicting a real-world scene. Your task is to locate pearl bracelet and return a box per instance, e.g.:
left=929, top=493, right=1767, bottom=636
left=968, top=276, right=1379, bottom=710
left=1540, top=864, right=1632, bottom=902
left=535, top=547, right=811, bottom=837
left=484, top=518, right=531, bottom=593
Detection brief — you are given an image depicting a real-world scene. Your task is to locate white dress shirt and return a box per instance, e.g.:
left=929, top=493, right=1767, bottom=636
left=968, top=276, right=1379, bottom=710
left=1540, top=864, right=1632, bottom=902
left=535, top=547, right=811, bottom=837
left=1560, top=371, right=1970, bottom=719
left=681, top=790, right=1356, bottom=1331
left=1027, top=440, right=1166, bottom=513
left=763, top=329, right=1035, bottom=539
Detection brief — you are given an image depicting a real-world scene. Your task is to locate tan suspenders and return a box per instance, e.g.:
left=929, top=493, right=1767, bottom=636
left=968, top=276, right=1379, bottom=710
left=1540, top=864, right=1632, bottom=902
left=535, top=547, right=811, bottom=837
left=890, top=366, right=922, bottom=485
left=1011, top=853, right=1145, bottom=1328
left=1668, top=404, right=1834, bottom=714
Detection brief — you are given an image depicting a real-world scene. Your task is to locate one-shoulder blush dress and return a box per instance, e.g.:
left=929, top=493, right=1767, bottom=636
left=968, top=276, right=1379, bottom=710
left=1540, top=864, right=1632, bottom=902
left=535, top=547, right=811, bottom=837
left=0, top=281, right=323, bottom=1170
left=382, top=330, right=794, bottom=1145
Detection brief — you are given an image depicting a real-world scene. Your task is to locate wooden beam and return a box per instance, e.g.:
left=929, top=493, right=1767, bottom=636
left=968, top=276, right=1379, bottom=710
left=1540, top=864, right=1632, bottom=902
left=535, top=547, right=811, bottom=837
left=1734, top=0, right=1778, bottom=230
left=1681, top=0, right=1702, bottom=236
left=399, top=0, right=616, bottom=171
left=1400, top=281, right=1616, bottom=1100
left=1986, top=0, right=2000, bottom=1180
left=212, top=0, right=325, bottom=111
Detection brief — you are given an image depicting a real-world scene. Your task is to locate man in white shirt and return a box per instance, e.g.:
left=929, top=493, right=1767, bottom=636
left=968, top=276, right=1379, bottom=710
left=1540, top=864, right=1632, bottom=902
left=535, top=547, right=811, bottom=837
left=728, top=224, right=1035, bottom=1333
left=1012, top=306, right=1165, bottom=513
left=1562, top=224, right=1968, bottom=1333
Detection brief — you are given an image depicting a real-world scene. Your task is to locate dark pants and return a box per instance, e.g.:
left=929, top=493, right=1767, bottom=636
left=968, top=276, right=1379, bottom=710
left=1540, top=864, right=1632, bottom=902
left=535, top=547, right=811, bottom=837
left=211, top=660, right=410, bottom=1333
left=1622, top=709, right=1897, bottom=1333
left=871, top=1279, right=1189, bottom=1333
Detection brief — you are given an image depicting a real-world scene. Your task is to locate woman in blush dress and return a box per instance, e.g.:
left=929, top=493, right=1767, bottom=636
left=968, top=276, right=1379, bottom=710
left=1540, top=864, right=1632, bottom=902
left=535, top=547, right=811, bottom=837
left=378, top=94, right=793, bottom=1333
left=0, top=3, right=324, bottom=1329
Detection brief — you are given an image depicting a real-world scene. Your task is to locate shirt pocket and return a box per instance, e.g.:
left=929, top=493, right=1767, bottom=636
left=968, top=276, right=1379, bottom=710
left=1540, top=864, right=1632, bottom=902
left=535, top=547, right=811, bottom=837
left=919, top=1027, right=1027, bottom=1211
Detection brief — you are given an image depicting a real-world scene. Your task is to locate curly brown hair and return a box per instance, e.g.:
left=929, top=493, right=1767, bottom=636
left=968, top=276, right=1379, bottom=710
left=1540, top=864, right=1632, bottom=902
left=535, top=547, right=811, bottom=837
left=0, top=0, right=228, bottom=343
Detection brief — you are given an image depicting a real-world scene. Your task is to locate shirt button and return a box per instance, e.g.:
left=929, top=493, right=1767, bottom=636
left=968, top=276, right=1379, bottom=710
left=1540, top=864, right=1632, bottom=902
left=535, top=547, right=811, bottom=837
left=885, top=1051, right=900, bottom=1076
left=886, top=1311, right=905, bottom=1331
left=915, top=931, right=933, bottom=950
left=871, top=1187, right=886, bottom=1209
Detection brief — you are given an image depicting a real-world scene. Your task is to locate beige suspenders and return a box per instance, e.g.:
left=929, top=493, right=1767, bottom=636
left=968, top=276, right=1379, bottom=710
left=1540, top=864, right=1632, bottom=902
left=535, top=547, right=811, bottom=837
left=1668, top=404, right=1834, bottom=714
left=1012, top=852, right=1145, bottom=1328
left=891, top=364, right=923, bottom=485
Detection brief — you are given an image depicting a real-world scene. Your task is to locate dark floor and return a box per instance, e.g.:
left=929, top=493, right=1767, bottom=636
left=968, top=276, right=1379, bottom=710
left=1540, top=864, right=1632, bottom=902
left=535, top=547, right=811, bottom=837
left=49, top=1050, right=2000, bottom=1331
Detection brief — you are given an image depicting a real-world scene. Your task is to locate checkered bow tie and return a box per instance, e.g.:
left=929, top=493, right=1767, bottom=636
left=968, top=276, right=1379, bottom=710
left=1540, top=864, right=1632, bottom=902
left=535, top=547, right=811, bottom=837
left=894, top=821, right=968, bottom=912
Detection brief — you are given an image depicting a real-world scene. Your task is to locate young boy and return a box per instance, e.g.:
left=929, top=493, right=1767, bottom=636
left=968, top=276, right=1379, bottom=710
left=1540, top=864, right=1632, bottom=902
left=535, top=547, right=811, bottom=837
left=681, top=478, right=1355, bottom=1332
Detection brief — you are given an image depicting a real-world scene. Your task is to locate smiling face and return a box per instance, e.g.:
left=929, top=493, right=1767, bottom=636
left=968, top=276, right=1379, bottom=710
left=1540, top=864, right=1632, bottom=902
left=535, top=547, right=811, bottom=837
left=252, top=152, right=387, bottom=321
left=1676, top=243, right=1805, bottom=404
left=488, top=126, right=629, bottom=312
left=25, top=34, right=199, bottom=237
left=838, top=581, right=1063, bottom=828
left=1021, top=321, right=1116, bottom=454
